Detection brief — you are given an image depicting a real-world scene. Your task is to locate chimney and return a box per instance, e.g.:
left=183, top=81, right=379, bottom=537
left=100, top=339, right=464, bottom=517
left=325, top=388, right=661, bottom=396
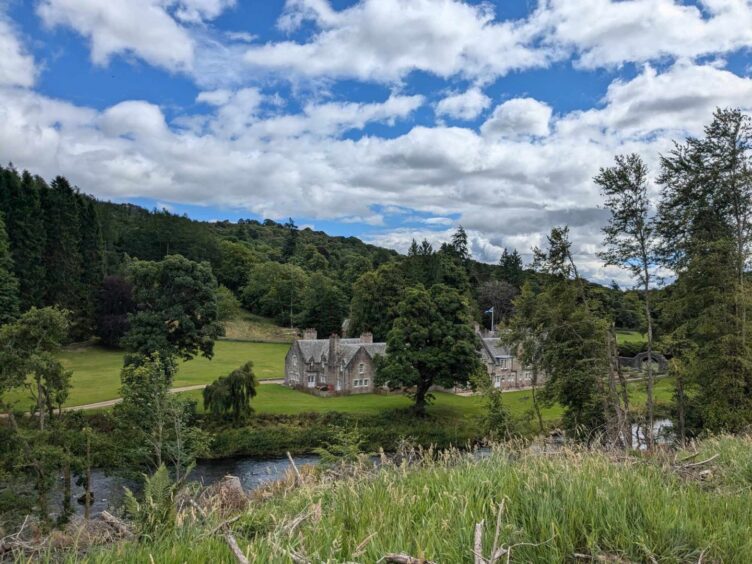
left=328, top=334, right=340, bottom=366
left=303, top=328, right=317, bottom=340
left=360, top=332, right=373, bottom=344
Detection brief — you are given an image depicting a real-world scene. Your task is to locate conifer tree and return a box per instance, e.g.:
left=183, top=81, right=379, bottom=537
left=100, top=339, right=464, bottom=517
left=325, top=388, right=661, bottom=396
left=0, top=212, right=20, bottom=324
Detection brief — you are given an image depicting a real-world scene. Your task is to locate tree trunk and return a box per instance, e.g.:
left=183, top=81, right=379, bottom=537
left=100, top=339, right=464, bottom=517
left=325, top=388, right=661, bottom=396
left=413, top=379, right=430, bottom=416
left=37, top=378, right=45, bottom=431
left=644, top=283, right=655, bottom=450
left=85, top=432, right=92, bottom=520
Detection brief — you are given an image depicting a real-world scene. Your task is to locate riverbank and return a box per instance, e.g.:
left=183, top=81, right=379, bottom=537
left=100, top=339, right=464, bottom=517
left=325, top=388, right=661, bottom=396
left=38, top=434, right=752, bottom=563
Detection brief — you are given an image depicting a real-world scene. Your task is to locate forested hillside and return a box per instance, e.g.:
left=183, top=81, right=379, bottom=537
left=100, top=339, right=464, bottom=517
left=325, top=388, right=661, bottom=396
left=0, top=164, right=642, bottom=346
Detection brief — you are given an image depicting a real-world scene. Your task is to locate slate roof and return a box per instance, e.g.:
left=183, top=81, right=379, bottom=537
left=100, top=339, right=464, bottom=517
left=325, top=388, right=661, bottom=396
left=480, top=338, right=512, bottom=363
left=296, top=338, right=386, bottom=366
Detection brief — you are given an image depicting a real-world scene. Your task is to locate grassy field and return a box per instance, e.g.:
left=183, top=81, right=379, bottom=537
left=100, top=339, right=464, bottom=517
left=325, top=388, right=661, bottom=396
left=222, top=312, right=297, bottom=343
left=73, top=435, right=752, bottom=563
left=615, top=329, right=646, bottom=344
left=6, top=341, right=289, bottom=408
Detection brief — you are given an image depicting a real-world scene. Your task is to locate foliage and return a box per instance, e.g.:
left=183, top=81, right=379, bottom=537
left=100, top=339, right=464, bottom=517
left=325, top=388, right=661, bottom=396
left=376, top=284, right=483, bottom=414
left=299, top=272, right=347, bottom=336
left=498, top=247, right=525, bottom=287
left=203, top=361, right=258, bottom=423
left=123, top=464, right=187, bottom=539
left=215, top=285, right=241, bottom=321
left=241, top=262, right=308, bottom=326
left=95, top=275, right=135, bottom=347
left=312, top=425, right=371, bottom=467
left=215, top=239, right=259, bottom=293
left=476, top=279, right=517, bottom=326
left=0, top=211, right=20, bottom=324
left=349, top=261, right=406, bottom=341
left=123, top=255, right=223, bottom=362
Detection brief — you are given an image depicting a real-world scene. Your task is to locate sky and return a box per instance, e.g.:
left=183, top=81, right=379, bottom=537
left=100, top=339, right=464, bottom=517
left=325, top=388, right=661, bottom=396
left=1, top=0, right=752, bottom=285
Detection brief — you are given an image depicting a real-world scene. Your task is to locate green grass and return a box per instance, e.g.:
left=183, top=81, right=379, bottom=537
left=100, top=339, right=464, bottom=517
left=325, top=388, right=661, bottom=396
left=180, top=384, right=565, bottom=420
left=615, top=329, right=646, bottom=344
left=6, top=341, right=289, bottom=408
left=71, top=435, right=752, bottom=563
left=222, top=311, right=297, bottom=343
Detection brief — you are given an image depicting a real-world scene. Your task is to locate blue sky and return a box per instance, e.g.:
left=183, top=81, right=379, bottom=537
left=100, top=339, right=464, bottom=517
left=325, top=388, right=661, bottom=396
left=1, top=0, right=752, bottom=283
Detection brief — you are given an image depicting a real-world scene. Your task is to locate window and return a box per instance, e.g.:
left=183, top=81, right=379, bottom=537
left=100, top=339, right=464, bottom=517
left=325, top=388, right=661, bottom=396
left=340, top=360, right=345, bottom=373
left=293, top=356, right=297, bottom=368
left=495, top=357, right=508, bottom=369
left=493, top=374, right=502, bottom=388
left=353, top=377, right=369, bottom=388
left=307, top=374, right=315, bottom=384
left=359, top=363, right=365, bottom=374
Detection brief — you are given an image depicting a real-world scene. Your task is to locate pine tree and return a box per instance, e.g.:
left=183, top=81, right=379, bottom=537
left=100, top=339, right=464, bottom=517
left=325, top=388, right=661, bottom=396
left=0, top=212, right=20, bottom=324
left=0, top=167, right=46, bottom=310
left=41, top=176, right=84, bottom=331
left=77, top=196, right=105, bottom=335
left=498, top=248, right=524, bottom=287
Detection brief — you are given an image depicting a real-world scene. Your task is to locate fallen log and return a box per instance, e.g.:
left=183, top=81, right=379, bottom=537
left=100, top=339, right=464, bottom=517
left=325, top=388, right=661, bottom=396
left=378, top=554, right=435, bottom=564
left=225, top=532, right=249, bottom=564
left=100, top=511, right=133, bottom=539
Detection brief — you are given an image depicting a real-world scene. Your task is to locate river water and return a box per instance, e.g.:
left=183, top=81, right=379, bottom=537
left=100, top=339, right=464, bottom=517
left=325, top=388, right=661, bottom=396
left=66, top=454, right=322, bottom=516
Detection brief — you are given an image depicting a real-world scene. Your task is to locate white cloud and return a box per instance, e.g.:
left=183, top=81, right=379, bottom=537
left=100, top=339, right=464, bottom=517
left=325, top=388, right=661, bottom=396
left=244, top=0, right=547, bottom=82
left=481, top=98, right=553, bottom=138
left=0, top=13, right=36, bottom=87
left=171, top=0, right=236, bottom=23
left=537, top=0, right=752, bottom=69
left=2, top=61, right=752, bottom=284
left=37, top=0, right=196, bottom=71
left=435, top=87, right=491, bottom=120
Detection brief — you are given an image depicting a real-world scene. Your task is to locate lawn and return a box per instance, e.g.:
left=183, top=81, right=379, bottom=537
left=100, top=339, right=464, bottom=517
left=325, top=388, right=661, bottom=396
left=6, top=340, right=289, bottom=409
left=615, top=329, right=646, bottom=344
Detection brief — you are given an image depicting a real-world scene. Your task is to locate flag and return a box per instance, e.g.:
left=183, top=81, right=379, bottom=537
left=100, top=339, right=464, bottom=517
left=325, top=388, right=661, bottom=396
left=484, top=307, right=494, bottom=314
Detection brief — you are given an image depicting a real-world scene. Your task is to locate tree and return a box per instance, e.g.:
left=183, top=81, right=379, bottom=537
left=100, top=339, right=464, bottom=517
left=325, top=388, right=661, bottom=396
left=595, top=153, right=659, bottom=447
left=41, top=177, right=83, bottom=322
left=203, top=362, right=258, bottom=423
left=300, top=273, right=347, bottom=337
left=0, top=168, right=45, bottom=311
left=77, top=197, right=105, bottom=336
left=657, top=108, right=752, bottom=432
left=282, top=217, right=299, bottom=261
left=450, top=225, right=470, bottom=263
left=375, top=284, right=483, bottom=415
left=498, top=248, right=524, bottom=287
left=477, top=280, right=518, bottom=327
left=241, top=262, right=308, bottom=326
left=122, top=255, right=223, bottom=364
left=505, top=227, right=627, bottom=442
left=216, top=285, right=241, bottom=321
left=0, top=212, right=19, bottom=324
left=349, top=261, right=406, bottom=341
left=216, top=239, right=259, bottom=293
left=0, top=307, right=70, bottom=430
left=95, top=275, right=135, bottom=347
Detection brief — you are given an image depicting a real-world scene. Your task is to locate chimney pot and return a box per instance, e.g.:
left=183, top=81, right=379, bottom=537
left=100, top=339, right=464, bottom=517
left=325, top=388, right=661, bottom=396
left=303, top=328, right=318, bottom=340
left=360, top=332, right=373, bottom=344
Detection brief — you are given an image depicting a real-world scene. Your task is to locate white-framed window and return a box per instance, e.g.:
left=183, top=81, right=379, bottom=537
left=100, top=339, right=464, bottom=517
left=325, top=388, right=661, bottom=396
left=493, top=374, right=502, bottom=388
left=293, top=356, right=297, bottom=368
left=359, top=363, right=365, bottom=374
left=353, top=377, right=369, bottom=388
left=496, top=357, right=508, bottom=369
left=307, top=373, right=315, bottom=384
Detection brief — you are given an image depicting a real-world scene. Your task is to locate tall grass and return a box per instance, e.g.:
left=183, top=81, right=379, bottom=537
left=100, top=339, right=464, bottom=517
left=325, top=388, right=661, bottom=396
left=58, top=435, right=752, bottom=563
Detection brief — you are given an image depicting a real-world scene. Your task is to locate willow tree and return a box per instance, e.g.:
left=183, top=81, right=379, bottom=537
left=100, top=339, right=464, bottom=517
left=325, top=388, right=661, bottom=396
left=203, top=362, right=258, bottom=423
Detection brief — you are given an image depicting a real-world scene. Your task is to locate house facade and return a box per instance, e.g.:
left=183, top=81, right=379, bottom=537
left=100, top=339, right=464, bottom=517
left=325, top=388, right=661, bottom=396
left=476, top=327, right=540, bottom=390
left=284, top=329, right=386, bottom=395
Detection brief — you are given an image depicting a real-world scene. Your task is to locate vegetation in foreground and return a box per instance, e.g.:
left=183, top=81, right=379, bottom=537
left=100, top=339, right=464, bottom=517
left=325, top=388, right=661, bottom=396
left=26, top=434, right=752, bottom=563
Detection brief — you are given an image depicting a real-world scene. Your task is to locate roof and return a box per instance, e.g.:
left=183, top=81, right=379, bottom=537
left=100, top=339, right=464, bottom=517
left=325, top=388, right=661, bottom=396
left=480, top=338, right=512, bottom=363
left=295, top=338, right=386, bottom=365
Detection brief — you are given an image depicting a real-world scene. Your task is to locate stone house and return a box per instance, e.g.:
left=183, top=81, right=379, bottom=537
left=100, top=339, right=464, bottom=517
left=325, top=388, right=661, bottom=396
left=477, top=327, right=540, bottom=390
left=284, top=329, right=386, bottom=395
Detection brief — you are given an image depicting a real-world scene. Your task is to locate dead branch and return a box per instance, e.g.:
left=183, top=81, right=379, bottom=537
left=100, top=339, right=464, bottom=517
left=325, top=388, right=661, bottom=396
left=225, top=532, right=249, bottom=564
left=100, top=511, right=133, bottom=539
left=474, top=519, right=485, bottom=564
left=378, top=554, right=435, bottom=564
left=682, top=454, right=719, bottom=469
left=203, top=515, right=241, bottom=539
left=287, top=451, right=303, bottom=486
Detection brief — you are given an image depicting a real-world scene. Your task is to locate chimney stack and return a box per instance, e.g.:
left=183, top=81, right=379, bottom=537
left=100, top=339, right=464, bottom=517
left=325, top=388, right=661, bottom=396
left=303, top=328, right=318, bottom=340
left=360, top=332, right=373, bottom=344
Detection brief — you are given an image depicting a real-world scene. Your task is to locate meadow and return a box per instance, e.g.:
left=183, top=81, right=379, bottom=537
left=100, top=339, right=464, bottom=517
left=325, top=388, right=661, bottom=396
left=6, top=340, right=290, bottom=409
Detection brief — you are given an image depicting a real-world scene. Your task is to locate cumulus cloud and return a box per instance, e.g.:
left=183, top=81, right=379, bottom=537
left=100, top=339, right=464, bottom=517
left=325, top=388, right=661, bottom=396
left=435, top=87, right=491, bottom=121
left=536, top=0, right=752, bottom=69
left=244, top=0, right=547, bottom=82
left=481, top=98, right=553, bottom=138
left=36, top=0, right=235, bottom=72
left=0, top=14, right=36, bottom=87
